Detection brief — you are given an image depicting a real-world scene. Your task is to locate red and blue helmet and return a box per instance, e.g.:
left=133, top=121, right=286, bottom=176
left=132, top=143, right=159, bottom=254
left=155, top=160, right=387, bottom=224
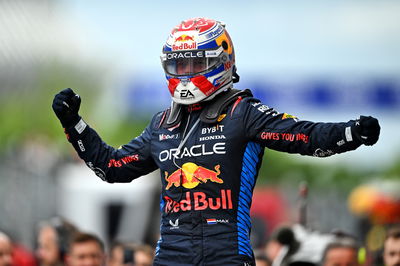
left=161, top=18, right=238, bottom=105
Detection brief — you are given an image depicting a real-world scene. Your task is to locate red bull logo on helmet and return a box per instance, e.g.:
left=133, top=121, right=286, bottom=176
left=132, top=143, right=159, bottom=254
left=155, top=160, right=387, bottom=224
left=165, top=162, right=222, bottom=190
left=172, top=31, right=198, bottom=51
left=172, top=42, right=197, bottom=51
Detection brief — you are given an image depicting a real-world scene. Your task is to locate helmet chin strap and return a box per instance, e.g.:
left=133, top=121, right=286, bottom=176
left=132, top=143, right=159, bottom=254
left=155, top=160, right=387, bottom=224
left=232, top=66, right=240, bottom=83
left=200, top=83, right=231, bottom=104
left=165, top=101, right=183, bottom=127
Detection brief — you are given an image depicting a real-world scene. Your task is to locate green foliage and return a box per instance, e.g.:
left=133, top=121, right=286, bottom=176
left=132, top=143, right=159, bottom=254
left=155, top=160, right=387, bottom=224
left=383, top=155, right=400, bottom=178
left=0, top=60, right=153, bottom=157
left=0, top=61, right=102, bottom=150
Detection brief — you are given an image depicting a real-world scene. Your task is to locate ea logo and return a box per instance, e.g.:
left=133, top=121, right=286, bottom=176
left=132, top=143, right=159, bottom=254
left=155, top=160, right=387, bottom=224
left=180, top=89, right=194, bottom=98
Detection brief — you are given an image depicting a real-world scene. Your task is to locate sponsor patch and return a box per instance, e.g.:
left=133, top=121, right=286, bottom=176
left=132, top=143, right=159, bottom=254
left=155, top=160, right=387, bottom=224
left=159, top=133, right=180, bottom=141
left=172, top=31, right=198, bottom=51
left=206, top=219, right=217, bottom=225
left=164, top=189, right=233, bottom=213
left=206, top=218, right=229, bottom=225
left=282, top=113, right=298, bottom=121
left=86, top=162, right=106, bottom=180
left=337, top=139, right=345, bottom=146
left=251, top=102, right=279, bottom=116
left=169, top=219, right=179, bottom=230
left=159, top=142, right=226, bottom=162
left=180, top=89, right=195, bottom=99
left=77, top=140, right=85, bottom=152
left=260, top=132, right=309, bottom=143
left=75, top=119, right=87, bottom=134
left=201, top=125, right=224, bottom=135
left=165, top=163, right=222, bottom=190
left=199, top=135, right=226, bottom=142
left=345, top=126, right=353, bottom=142
left=313, top=148, right=335, bottom=157
left=108, top=154, right=139, bottom=168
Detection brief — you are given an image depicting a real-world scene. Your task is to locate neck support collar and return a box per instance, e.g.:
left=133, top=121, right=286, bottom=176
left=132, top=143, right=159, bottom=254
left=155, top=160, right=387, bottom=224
left=161, top=89, right=253, bottom=129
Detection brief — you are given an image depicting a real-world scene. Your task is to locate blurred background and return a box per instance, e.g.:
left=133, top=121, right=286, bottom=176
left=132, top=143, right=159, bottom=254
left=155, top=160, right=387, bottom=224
left=1, top=0, right=400, bottom=263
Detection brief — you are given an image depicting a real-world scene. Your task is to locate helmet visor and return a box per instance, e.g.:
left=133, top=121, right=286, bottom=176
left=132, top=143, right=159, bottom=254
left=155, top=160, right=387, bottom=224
left=162, top=50, right=221, bottom=77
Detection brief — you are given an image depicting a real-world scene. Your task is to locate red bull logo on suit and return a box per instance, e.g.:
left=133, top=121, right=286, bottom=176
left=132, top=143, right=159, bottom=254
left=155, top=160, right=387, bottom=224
left=164, top=189, right=233, bottom=213
left=164, top=162, right=222, bottom=190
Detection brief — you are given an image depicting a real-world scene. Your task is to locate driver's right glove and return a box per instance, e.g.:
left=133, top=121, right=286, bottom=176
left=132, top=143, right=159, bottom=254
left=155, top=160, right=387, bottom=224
left=52, top=88, right=81, bottom=128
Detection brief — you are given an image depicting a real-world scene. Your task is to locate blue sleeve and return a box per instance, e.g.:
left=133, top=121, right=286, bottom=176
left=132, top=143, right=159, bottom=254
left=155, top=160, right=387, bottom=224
left=64, top=114, right=159, bottom=183
left=239, top=98, right=362, bottom=157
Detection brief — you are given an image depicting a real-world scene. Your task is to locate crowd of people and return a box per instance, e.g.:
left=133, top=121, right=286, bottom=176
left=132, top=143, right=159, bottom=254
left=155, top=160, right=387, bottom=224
left=256, top=224, right=400, bottom=266
left=0, top=217, right=154, bottom=266
left=1, top=218, right=400, bottom=265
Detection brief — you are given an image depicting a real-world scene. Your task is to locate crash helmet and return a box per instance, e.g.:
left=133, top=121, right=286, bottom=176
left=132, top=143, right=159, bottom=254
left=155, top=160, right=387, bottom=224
left=161, top=17, right=239, bottom=105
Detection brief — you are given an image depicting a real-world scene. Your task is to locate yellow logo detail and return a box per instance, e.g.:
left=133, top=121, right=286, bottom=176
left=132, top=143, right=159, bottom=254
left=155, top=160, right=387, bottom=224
left=217, top=114, right=226, bottom=122
left=282, top=113, right=297, bottom=120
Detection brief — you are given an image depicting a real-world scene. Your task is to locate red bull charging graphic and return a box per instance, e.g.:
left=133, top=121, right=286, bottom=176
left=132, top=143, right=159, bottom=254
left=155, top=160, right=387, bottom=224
left=175, top=35, right=195, bottom=42
left=164, top=162, right=222, bottom=190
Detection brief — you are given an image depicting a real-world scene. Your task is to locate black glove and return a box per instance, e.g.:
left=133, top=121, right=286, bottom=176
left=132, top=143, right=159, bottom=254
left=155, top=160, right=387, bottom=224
left=352, top=115, right=380, bottom=146
left=52, top=88, right=81, bottom=128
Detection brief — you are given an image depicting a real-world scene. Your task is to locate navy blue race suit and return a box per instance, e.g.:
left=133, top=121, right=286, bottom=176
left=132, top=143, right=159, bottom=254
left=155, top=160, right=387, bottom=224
left=63, top=90, right=362, bottom=265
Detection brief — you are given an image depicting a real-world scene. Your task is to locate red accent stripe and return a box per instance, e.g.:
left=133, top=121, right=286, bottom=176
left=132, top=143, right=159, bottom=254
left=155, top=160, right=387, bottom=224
left=168, top=78, right=180, bottom=95
left=64, top=128, right=70, bottom=140
left=191, top=75, right=215, bottom=96
left=230, top=96, right=242, bottom=116
left=157, top=110, right=167, bottom=129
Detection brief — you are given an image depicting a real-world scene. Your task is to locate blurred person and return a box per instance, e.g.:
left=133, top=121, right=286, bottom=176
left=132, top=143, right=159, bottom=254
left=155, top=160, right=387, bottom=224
left=36, top=217, right=79, bottom=266
left=66, top=232, right=105, bottom=266
left=108, top=242, right=154, bottom=266
left=265, top=226, right=300, bottom=266
left=254, top=249, right=272, bottom=266
left=265, top=239, right=281, bottom=262
left=256, top=256, right=272, bottom=266
left=108, top=242, right=124, bottom=266
left=130, top=244, right=153, bottom=266
left=0, top=231, right=36, bottom=266
left=52, top=17, right=380, bottom=265
left=321, top=237, right=359, bottom=266
left=383, top=226, right=400, bottom=266
left=0, top=231, right=12, bottom=266
left=1, top=231, right=37, bottom=266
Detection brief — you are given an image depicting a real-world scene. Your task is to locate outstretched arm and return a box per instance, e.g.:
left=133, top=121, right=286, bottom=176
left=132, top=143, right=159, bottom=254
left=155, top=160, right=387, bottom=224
left=52, top=88, right=158, bottom=182
left=241, top=98, right=380, bottom=157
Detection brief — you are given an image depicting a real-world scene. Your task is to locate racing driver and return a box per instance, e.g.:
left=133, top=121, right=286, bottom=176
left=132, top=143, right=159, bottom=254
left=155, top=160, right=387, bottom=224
left=52, top=18, right=380, bottom=265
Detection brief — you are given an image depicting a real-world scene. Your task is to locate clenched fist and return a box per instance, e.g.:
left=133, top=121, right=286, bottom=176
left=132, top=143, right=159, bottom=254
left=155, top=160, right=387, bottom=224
left=352, top=115, right=380, bottom=146
left=52, top=88, right=81, bottom=128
